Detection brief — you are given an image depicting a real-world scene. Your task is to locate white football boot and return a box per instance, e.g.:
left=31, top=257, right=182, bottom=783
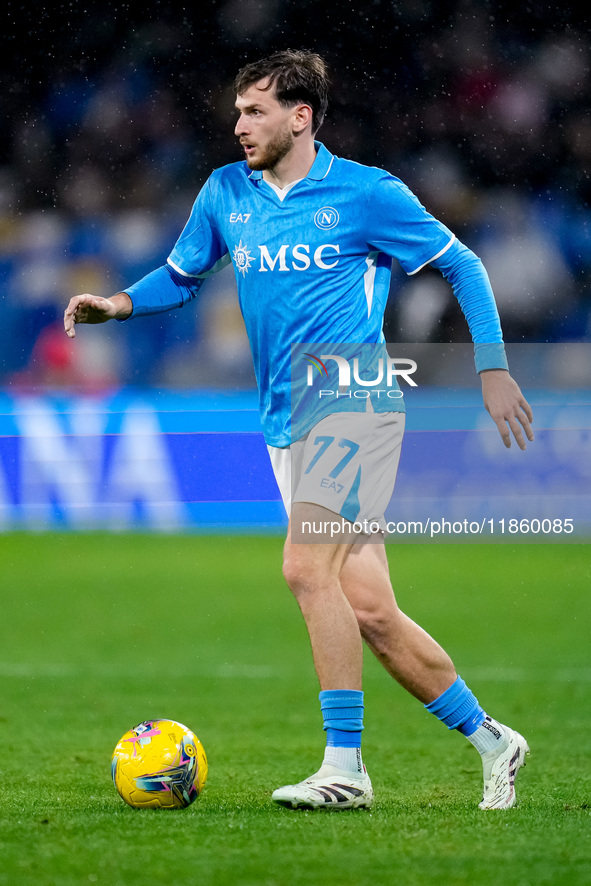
left=479, top=724, right=530, bottom=810
left=272, top=764, right=373, bottom=810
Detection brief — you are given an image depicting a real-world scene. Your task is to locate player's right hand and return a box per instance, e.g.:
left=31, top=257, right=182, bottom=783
left=64, top=294, right=122, bottom=338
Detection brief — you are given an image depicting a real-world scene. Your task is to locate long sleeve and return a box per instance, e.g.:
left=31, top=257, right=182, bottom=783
left=122, top=264, right=206, bottom=318
left=430, top=238, right=509, bottom=373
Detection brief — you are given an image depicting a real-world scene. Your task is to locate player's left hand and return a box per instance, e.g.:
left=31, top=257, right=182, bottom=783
left=480, top=369, right=534, bottom=450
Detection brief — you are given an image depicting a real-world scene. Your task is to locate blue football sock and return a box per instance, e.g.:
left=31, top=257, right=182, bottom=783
left=319, top=689, right=364, bottom=747
left=424, top=676, right=485, bottom=736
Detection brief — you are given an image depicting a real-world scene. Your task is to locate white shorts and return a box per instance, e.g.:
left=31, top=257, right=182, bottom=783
left=268, top=411, right=405, bottom=527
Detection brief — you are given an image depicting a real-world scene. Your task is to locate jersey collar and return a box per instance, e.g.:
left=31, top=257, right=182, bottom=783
left=248, top=141, right=334, bottom=183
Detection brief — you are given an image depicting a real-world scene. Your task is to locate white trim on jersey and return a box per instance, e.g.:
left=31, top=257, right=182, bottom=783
left=263, top=178, right=303, bottom=201
left=363, top=251, right=380, bottom=317
left=318, top=153, right=334, bottom=180
left=407, top=233, right=456, bottom=276
left=167, top=253, right=231, bottom=278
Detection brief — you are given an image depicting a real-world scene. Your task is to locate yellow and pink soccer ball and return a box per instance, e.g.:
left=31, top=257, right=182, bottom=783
left=111, top=719, right=208, bottom=809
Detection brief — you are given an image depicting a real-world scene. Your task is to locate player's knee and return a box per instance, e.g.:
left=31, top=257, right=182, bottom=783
left=353, top=604, right=397, bottom=649
left=282, top=548, right=312, bottom=596
left=282, top=546, right=332, bottom=600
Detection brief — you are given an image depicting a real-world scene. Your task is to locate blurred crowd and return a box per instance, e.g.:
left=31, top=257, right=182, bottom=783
left=1, top=0, right=590, bottom=389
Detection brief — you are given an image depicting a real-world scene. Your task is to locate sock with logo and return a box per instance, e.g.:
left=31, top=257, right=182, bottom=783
left=319, top=689, right=365, bottom=774
left=424, top=675, right=505, bottom=755
left=464, top=715, right=508, bottom=755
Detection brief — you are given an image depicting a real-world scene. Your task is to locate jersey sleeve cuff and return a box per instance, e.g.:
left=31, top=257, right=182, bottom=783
left=474, top=342, right=509, bottom=373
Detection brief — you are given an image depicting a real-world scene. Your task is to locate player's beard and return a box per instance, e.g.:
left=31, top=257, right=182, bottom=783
left=245, top=127, right=294, bottom=171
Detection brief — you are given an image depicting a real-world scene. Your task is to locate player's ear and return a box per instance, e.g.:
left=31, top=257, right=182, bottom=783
left=292, top=103, right=313, bottom=133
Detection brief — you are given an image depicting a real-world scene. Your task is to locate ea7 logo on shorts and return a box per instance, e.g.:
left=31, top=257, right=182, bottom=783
left=320, top=477, right=345, bottom=494
left=314, top=207, right=339, bottom=230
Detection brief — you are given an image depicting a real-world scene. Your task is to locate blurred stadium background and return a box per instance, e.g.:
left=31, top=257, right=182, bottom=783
left=1, top=1, right=590, bottom=532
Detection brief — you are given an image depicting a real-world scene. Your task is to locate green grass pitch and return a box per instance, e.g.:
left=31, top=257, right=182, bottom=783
left=0, top=534, right=589, bottom=885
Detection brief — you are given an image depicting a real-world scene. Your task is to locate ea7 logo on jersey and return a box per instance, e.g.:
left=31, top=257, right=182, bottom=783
left=232, top=243, right=340, bottom=274
left=230, top=213, right=251, bottom=223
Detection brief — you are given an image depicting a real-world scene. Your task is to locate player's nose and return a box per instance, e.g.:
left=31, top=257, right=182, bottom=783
left=234, top=114, right=248, bottom=137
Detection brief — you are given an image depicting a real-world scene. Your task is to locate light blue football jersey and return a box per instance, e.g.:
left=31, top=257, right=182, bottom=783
left=164, top=142, right=465, bottom=446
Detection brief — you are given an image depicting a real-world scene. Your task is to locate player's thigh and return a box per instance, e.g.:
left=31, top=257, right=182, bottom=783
left=283, top=502, right=353, bottom=593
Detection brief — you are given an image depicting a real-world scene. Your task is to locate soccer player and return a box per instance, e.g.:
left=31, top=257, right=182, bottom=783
left=64, top=49, right=534, bottom=811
